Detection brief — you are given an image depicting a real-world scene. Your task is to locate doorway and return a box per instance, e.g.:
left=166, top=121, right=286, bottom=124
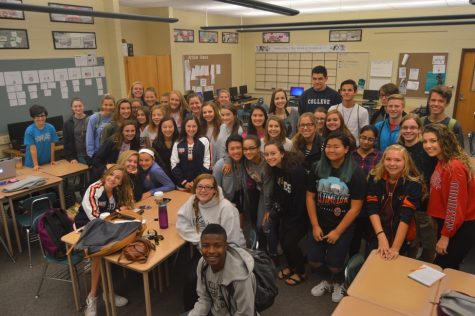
left=454, top=49, right=475, bottom=134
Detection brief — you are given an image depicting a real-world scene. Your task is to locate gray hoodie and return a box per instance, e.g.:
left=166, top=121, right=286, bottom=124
left=176, top=187, right=246, bottom=247
left=190, top=247, right=256, bottom=316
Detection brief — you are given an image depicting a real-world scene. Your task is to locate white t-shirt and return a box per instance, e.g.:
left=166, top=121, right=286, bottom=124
left=329, top=103, right=369, bottom=146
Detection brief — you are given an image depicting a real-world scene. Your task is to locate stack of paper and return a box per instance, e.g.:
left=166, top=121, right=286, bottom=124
left=408, top=264, right=445, bottom=286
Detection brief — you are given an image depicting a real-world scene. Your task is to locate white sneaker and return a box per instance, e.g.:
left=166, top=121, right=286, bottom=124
left=311, top=280, right=333, bottom=297
left=84, top=294, right=97, bottom=316
left=331, top=283, right=346, bottom=303
left=102, top=292, right=128, bottom=307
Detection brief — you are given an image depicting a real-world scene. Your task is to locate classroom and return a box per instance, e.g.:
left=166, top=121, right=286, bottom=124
left=1, top=1, right=475, bottom=316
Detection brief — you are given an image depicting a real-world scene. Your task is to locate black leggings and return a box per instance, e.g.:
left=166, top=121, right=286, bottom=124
left=280, top=220, right=308, bottom=275
left=434, top=219, right=475, bottom=270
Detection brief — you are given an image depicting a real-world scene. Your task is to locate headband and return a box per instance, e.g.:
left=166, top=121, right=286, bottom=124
left=139, top=148, right=155, bottom=158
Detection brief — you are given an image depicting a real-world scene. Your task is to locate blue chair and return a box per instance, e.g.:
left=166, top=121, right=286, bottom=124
left=16, top=192, right=57, bottom=268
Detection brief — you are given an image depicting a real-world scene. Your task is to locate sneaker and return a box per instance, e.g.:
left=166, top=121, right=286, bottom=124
left=84, top=294, right=97, bottom=316
left=102, top=292, right=128, bottom=307
left=311, top=280, right=333, bottom=297
left=331, top=283, right=346, bottom=303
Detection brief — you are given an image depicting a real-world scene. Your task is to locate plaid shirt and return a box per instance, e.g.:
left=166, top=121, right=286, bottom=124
left=352, top=149, right=383, bottom=176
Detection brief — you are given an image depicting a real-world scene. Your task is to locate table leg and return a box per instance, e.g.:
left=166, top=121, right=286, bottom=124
left=8, top=198, right=22, bottom=253
left=143, top=271, right=152, bottom=316
left=66, top=244, right=81, bottom=311
left=58, top=182, right=66, bottom=210
left=0, top=201, right=13, bottom=254
left=105, top=260, right=117, bottom=316
left=100, top=259, right=112, bottom=316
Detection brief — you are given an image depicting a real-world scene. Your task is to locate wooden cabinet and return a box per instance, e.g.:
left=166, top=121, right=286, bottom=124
left=124, top=55, right=173, bottom=97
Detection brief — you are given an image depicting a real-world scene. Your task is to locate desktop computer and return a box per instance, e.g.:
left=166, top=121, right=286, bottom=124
left=239, top=85, right=251, bottom=100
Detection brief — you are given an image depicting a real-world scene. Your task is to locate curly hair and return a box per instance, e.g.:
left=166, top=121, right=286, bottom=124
left=101, top=165, right=134, bottom=210
left=422, top=123, right=474, bottom=178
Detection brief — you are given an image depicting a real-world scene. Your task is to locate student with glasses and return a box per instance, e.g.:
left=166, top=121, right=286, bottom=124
left=176, top=173, right=245, bottom=310
left=24, top=104, right=59, bottom=170
left=291, top=113, right=324, bottom=173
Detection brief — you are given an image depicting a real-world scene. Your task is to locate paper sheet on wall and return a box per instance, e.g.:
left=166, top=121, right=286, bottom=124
left=204, top=86, right=214, bottom=92
left=399, top=67, right=406, bottom=79
left=93, top=66, right=105, bottom=77
left=61, top=87, right=68, bottom=99
left=433, top=64, right=446, bottom=74
left=201, top=65, right=209, bottom=76
left=22, top=70, right=39, bottom=84
left=210, top=65, right=215, bottom=84
left=185, top=70, right=191, bottom=91
left=407, top=81, right=419, bottom=91
left=40, top=82, right=48, bottom=90
left=73, top=85, right=80, bottom=92
left=81, top=67, right=94, bottom=79
left=16, top=91, right=26, bottom=99
left=72, top=79, right=80, bottom=86
left=6, top=85, right=15, bottom=93
left=432, top=56, right=445, bottom=65
left=39, top=69, right=54, bottom=82
left=68, top=68, right=82, bottom=80
left=195, top=86, right=203, bottom=93
left=96, top=78, right=103, bottom=89
left=0, top=72, right=5, bottom=86
left=44, top=89, right=51, bottom=96
left=216, top=64, right=221, bottom=75
left=60, top=81, right=67, bottom=87
left=4, top=71, right=23, bottom=85
left=30, top=91, right=38, bottom=99
left=15, top=84, right=22, bottom=92
left=87, top=52, right=97, bottom=66
left=9, top=99, right=18, bottom=107
left=369, top=78, right=391, bottom=90
left=409, top=68, right=419, bottom=81
left=75, top=55, right=88, bottom=67
left=200, top=78, right=207, bottom=86
left=370, top=60, right=393, bottom=77
left=27, top=85, right=37, bottom=92
left=48, top=81, right=56, bottom=89
left=18, top=99, right=26, bottom=106
left=8, top=92, right=16, bottom=100
left=98, top=89, right=104, bottom=96
left=85, top=79, right=92, bottom=86
left=54, top=68, right=69, bottom=82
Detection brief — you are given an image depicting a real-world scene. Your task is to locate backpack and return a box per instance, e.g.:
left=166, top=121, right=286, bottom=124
left=422, top=116, right=457, bottom=131
left=437, top=290, right=475, bottom=316
left=202, top=247, right=278, bottom=313
left=37, top=208, right=74, bottom=259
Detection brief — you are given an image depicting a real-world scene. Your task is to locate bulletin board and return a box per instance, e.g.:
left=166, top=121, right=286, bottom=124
left=0, top=57, right=107, bottom=133
left=396, top=52, right=448, bottom=98
left=183, top=54, right=231, bottom=93
left=255, top=52, right=369, bottom=91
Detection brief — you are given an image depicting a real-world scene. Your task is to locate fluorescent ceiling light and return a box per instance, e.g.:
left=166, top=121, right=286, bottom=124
left=214, top=0, right=299, bottom=16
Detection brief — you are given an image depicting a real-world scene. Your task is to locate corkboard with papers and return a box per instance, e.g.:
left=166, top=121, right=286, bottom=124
left=183, top=54, right=231, bottom=94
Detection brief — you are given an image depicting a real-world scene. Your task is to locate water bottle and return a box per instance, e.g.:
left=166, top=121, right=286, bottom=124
left=154, top=191, right=168, bottom=229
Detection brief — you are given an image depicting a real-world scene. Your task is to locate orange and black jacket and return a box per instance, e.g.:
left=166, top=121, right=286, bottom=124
left=366, top=175, right=421, bottom=241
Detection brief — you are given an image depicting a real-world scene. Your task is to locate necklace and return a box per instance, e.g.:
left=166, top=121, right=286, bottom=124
left=341, top=104, right=355, bottom=126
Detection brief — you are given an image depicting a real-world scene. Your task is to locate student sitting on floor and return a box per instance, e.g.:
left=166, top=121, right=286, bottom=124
left=184, top=223, right=256, bottom=316
left=24, top=104, right=59, bottom=170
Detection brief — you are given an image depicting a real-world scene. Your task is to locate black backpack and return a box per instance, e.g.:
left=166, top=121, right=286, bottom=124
left=37, top=208, right=73, bottom=259
left=202, top=247, right=278, bottom=313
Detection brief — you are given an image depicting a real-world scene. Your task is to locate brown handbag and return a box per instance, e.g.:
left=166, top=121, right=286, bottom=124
left=117, top=238, right=156, bottom=264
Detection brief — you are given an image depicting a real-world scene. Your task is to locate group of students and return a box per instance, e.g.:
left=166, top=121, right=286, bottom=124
left=21, top=66, right=475, bottom=315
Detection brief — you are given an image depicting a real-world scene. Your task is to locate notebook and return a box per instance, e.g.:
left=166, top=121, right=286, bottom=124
left=408, top=264, right=446, bottom=286
left=0, top=159, right=16, bottom=181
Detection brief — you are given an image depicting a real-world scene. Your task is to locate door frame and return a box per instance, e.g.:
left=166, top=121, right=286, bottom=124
left=453, top=48, right=475, bottom=118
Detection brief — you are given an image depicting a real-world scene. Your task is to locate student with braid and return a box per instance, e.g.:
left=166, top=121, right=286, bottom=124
left=176, top=174, right=245, bottom=311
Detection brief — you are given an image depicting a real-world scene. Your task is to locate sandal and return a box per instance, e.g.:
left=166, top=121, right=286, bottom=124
left=285, top=274, right=306, bottom=286
left=278, top=268, right=293, bottom=280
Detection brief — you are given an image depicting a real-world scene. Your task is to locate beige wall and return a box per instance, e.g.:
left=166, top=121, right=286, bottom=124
left=240, top=6, right=475, bottom=113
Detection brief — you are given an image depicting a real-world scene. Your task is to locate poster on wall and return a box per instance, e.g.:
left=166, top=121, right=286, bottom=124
left=425, top=72, right=446, bottom=94
left=48, top=3, right=94, bottom=24
left=52, top=31, right=97, bottom=49
left=174, top=29, right=194, bottom=43
left=0, top=0, right=24, bottom=20
left=0, top=28, right=29, bottom=49
left=199, top=31, right=218, bottom=43
left=222, top=32, right=238, bottom=44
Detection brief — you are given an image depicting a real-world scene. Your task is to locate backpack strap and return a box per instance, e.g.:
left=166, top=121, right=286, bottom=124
left=448, top=118, right=456, bottom=131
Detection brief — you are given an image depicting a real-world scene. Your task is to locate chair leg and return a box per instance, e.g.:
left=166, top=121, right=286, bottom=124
left=35, top=262, right=48, bottom=299
left=0, top=235, right=15, bottom=263
left=26, top=228, right=32, bottom=268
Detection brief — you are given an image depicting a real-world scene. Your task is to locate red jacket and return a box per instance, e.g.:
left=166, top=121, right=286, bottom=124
left=428, top=159, right=475, bottom=238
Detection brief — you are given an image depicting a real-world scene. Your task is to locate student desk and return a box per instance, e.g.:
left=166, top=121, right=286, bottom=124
left=333, top=297, right=406, bottom=316
left=2, top=145, right=64, bottom=158
left=431, top=268, right=475, bottom=315
left=61, top=190, right=191, bottom=316
left=38, top=159, right=88, bottom=179
left=0, top=168, right=65, bottom=253
left=347, top=250, right=442, bottom=316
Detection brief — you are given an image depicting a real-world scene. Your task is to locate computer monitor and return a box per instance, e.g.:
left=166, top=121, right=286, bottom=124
left=46, top=115, right=64, bottom=134
left=289, top=86, right=304, bottom=97
left=229, top=87, right=238, bottom=99
left=239, top=85, right=248, bottom=96
left=203, top=90, right=214, bottom=102
left=363, top=89, right=380, bottom=102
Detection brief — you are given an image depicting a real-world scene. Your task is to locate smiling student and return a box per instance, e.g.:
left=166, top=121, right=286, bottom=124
left=100, top=98, right=133, bottom=144
left=86, top=94, right=115, bottom=158
left=138, top=148, right=175, bottom=200
left=263, top=115, right=293, bottom=151
left=374, top=94, right=406, bottom=151
left=187, top=92, right=203, bottom=119
left=152, top=116, right=179, bottom=179
left=63, top=98, right=90, bottom=165
left=299, top=65, right=342, bottom=114
left=242, top=105, right=267, bottom=140
left=268, top=88, right=299, bottom=137
left=24, top=104, right=59, bottom=170
left=291, top=113, right=323, bottom=173
left=200, top=102, right=222, bottom=166
left=143, top=105, right=165, bottom=145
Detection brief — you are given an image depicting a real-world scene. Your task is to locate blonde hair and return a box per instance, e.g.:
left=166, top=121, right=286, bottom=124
left=101, top=165, right=134, bottom=209
left=292, top=112, right=318, bottom=150
left=147, top=105, right=165, bottom=133
left=117, top=150, right=138, bottom=168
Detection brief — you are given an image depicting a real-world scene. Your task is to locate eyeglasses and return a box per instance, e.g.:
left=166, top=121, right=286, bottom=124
left=243, top=146, right=258, bottom=152
left=35, top=114, right=47, bottom=118
left=299, top=123, right=315, bottom=129
left=359, top=136, right=375, bottom=142
left=401, top=126, right=419, bottom=131
left=196, top=185, right=214, bottom=191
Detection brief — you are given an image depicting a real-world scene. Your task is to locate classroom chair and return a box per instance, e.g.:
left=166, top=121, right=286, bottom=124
left=344, top=253, right=365, bottom=286
left=0, top=233, right=15, bottom=263
left=16, top=192, right=57, bottom=268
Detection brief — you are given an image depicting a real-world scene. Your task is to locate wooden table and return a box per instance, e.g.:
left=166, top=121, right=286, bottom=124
left=3, top=145, right=64, bottom=158
left=431, top=268, right=475, bottom=315
left=38, top=159, right=88, bottom=178
left=0, top=168, right=65, bottom=253
left=333, top=297, right=406, bottom=316
left=347, top=250, right=442, bottom=316
left=61, top=190, right=191, bottom=315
